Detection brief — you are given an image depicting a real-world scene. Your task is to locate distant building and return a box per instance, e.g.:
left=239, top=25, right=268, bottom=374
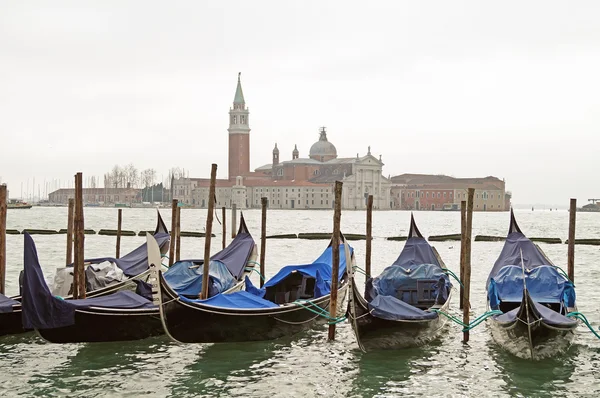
left=172, top=73, right=391, bottom=209
left=48, top=188, right=141, bottom=205
left=390, top=174, right=509, bottom=211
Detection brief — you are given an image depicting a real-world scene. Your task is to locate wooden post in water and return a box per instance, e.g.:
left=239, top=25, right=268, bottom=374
left=176, top=206, right=181, bottom=262
left=260, top=197, right=268, bottom=288
left=463, top=188, right=474, bottom=343
left=221, top=207, right=226, bottom=249
left=116, top=209, right=122, bottom=258
left=459, top=200, right=467, bottom=310
left=328, top=180, right=343, bottom=341
left=568, top=198, right=576, bottom=283
left=365, top=195, right=373, bottom=278
left=169, top=199, right=178, bottom=266
left=200, top=164, right=217, bottom=299
left=66, top=198, right=75, bottom=266
left=231, top=203, right=237, bottom=239
left=0, top=184, right=6, bottom=295
left=73, top=173, right=86, bottom=299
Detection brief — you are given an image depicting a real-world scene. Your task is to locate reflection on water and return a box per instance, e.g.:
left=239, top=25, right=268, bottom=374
left=2, top=209, right=600, bottom=396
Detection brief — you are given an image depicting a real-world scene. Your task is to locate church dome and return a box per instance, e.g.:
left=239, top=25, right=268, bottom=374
left=309, top=127, right=337, bottom=161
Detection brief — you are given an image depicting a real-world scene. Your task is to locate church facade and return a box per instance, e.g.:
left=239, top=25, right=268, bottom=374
left=172, top=74, right=392, bottom=209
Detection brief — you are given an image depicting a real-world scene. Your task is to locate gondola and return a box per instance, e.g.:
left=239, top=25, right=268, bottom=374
left=486, top=210, right=577, bottom=360
left=156, top=235, right=354, bottom=343
left=347, top=215, right=452, bottom=352
left=0, top=210, right=170, bottom=338
left=20, top=215, right=258, bottom=343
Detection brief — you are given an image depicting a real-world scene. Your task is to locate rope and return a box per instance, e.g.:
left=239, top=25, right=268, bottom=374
left=245, top=266, right=265, bottom=281
left=552, top=266, right=575, bottom=287
left=441, top=268, right=464, bottom=289
left=294, top=300, right=346, bottom=324
left=431, top=309, right=502, bottom=331
left=567, top=311, right=600, bottom=339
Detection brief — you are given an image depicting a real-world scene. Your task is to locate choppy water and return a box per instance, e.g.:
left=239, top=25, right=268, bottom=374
left=1, top=207, right=600, bottom=397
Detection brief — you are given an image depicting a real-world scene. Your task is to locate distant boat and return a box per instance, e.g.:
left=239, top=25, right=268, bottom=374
left=7, top=200, right=32, bottom=210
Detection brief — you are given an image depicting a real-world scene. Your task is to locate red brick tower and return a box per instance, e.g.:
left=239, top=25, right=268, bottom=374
left=228, top=72, right=251, bottom=180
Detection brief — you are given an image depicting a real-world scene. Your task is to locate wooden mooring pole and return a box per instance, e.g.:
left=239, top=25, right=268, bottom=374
left=221, top=206, right=226, bottom=249
left=328, top=180, right=343, bottom=341
left=459, top=200, right=466, bottom=310
left=169, top=199, right=178, bottom=267
left=66, top=198, right=74, bottom=266
left=200, top=164, right=217, bottom=299
left=231, top=203, right=237, bottom=239
left=365, top=195, right=373, bottom=278
left=260, top=197, right=268, bottom=288
left=463, top=188, right=474, bottom=343
left=176, top=206, right=181, bottom=262
left=116, top=209, right=122, bottom=258
left=73, top=173, right=86, bottom=299
left=0, top=184, right=6, bottom=295
left=568, top=198, right=576, bottom=283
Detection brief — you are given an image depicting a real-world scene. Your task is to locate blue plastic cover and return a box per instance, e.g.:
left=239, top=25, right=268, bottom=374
left=392, top=237, right=441, bottom=269
left=488, top=265, right=574, bottom=308
left=0, top=294, right=18, bottom=313
left=211, top=217, right=255, bottom=280
left=372, top=263, right=450, bottom=301
left=263, top=244, right=353, bottom=294
left=494, top=298, right=577, bottom=327
left=84, top=232, right=170, bottom=277
left=180, top=290, right=278, bottom=309
left=21, top=233, right=155, bottom=330
left=366, top=216, right=450, bottom=321
left=368, top=295, right=438, bottom=321
left=486, top=212, right=552, bottom=288
left=164, top=260, right=236, bottom=297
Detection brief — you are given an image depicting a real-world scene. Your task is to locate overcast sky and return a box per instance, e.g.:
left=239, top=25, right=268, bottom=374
left=1, top=1, right=598, bottom=206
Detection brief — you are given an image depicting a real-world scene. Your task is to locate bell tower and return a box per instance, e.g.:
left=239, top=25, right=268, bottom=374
left=228, top=72, right=251, bottom=180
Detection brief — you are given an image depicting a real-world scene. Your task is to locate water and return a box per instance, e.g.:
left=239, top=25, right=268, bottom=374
left=1, top=207, right=600, bottom=397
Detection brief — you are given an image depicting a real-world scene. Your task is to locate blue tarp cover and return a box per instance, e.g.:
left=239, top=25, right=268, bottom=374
left=486, top=231, right=552, bottom=288
left=263, top=244, right=352, bottom=293
left=21, top=233, right=154, bottom=330
left=211, top=228, right=255, bottom=280
left=368, top=295, right=438, bottom=321
left=0, top=294, right=18, bottom=313
left=372, top=263, right=450, bottom=302
left=164, top=260, right=236, bottom=297
left=392, top=236, right=441, bottom=269
left=180, top=290, right=278, bottom=309
left=182, top=243, right=352, bottom=310
left=488, top=265, right=575, bottom=309
left=367, top=229, right=450, bottom=321
left=84, top=233, right=170, bottom=277
left=494, top=299, right=577, bottom=327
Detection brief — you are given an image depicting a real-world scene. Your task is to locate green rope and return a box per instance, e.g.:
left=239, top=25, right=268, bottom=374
left=567, top=311, right=600, bottom=339
left=245, top=267, right=265, bottom=281
left=441, top=268, right=464, bottom=289
left=462, top=310, right=502, bottom=331
left=552, top=266, right=575, bottom=287
left=294, top=300, right=346, bottom=324
left=431, top=309, right=502, bottom=331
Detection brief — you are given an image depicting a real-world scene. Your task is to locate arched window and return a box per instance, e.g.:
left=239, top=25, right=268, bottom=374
left=277, top=169, right=283, bottom=176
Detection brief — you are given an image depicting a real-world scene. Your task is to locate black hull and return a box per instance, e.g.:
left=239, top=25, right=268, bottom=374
left=0, top=271, right=153, bottom=338
left=0, top=306, right=28, bottom=337
left=348, top=278, right=450, bottom=352
left=489, top=318, right=576, bottom=359
left=159, top=271, right=348, bottom=343
left=37, top=307, right=162, bottom=343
